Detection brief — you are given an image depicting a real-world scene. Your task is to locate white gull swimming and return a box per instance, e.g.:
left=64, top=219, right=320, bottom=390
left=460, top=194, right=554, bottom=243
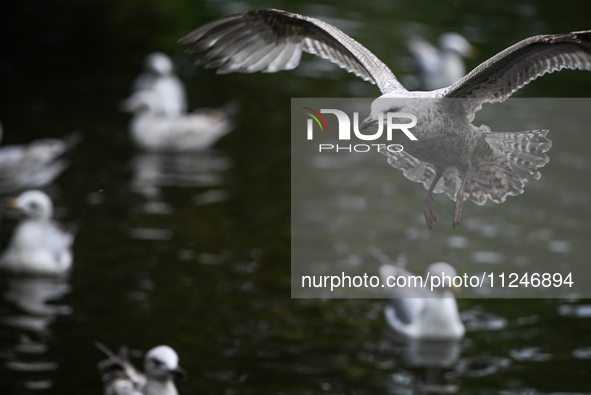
left=379, top=261, right=465, bottom=340
left=122, top=89, right=237, bottom=152
left=0, top=190, right=74, bottom=275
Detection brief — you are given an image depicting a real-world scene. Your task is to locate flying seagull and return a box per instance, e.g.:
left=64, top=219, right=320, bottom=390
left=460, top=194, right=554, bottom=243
left=179, top=9, right=591, bottom=227
left=96, top=342, right=186, bottom=395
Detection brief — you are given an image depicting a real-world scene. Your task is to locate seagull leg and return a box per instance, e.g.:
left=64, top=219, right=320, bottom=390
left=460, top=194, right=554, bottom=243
left=424, top=167, right=444, bottom=230
left=453, top=166, right=470, bottom=228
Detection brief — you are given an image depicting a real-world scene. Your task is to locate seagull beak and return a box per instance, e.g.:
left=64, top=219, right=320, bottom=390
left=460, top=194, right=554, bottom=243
left=6, top=198, right=19, bottom=209
left=359, top=116, right=377, bottom=131
left=171, top=366, right=187, bottom=380
left=467, top=45, right=478, bottom=59
left=451, top=284, right=461, bottom=294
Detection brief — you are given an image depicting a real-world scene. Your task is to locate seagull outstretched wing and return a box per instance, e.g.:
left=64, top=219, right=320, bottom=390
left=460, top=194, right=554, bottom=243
left=179, top=9, right=405, bottom=94
left=441, top=30, right=591, bottom=114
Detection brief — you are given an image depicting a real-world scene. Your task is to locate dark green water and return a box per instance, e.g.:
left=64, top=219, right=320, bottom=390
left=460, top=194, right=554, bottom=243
left=1, top=0, right=591, bottom=393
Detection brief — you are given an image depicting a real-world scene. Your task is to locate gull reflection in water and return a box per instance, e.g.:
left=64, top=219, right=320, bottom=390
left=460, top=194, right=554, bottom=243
left=382, top=331, right=462, bottom=394
left=380, top=308, right=512, bottom=393
left=130, top=150, right=231, bottom=199
left=380, top=297, right=463, bottom=394
left=0, top=275, right=72, bottom=390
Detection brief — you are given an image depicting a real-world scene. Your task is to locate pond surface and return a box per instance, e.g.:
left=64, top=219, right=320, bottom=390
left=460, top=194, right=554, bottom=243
left=1, top=0, right=591, bottom=393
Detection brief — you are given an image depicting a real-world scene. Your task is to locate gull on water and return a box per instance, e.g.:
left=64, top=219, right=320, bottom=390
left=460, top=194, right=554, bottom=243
left=122, top=89, right=237, bottom=152
left=379, top=261, right=465, bottom=340
left=0, top=123, right=80, bottom=193
left=132, top=52, right=188, bottom=118
left=179, top=9, right=591, bottom=227
left=407, top=33, right=474, bottom=90
left=96, top=343, right=186, bottom=395
left=0, top=190, right=74, bottom=275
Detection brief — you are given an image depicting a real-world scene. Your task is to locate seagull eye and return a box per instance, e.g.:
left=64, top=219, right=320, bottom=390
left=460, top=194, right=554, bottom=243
left=29, top=202, right=39, bottom=210
left=388, top=106, right=401, bottom=112
left=151, top=358, right=163, bottom=367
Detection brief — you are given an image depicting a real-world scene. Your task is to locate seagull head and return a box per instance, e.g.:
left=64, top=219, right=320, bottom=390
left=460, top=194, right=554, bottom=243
left=425, top=262, right=459, bottom=293
left=439, top=33, right=475, bottom=58
left=144, top=345, right=186, bottom=381
left=360, top=96, right=411, bottom=131
left=7, top=190, right=53, bottom=220
left=144, top=52, right=174, bottom=76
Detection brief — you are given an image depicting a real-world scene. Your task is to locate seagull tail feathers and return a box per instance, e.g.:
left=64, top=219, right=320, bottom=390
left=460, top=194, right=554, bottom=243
left=220, top=101, right=241, bottom=118
left=483, top=129, right=551, bottom=180
left=379, top=128, right=551, bottom=206
left=462, top=128, right=552, bottom=205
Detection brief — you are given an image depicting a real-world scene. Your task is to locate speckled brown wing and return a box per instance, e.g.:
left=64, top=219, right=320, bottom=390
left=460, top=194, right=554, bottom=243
left=96, top=343, right=146, bottom=395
